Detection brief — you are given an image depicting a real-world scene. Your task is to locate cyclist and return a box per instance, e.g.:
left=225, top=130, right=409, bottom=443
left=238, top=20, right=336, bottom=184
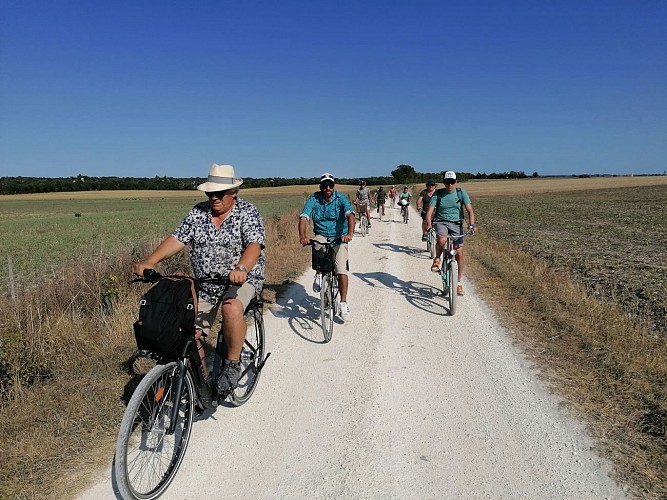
left=424, top=171, right=477, bottom=296
left=374, top=186, right=387, bottom=217
left=355, top=180, right=372, bottom=228
left=298, top=172, right=355, bottom=322
left=417, top=179, right=437, bottom=240
left=132, top=163, right=266, bottom=394
left=389, top=185, right=398, bottom=207
left=398, top=185, right=412, bottom=220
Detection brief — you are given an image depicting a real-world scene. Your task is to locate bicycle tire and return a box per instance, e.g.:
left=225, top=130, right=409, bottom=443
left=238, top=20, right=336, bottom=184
left=427, top=231, right=436, bottom=259
left=115, top=362, right=195, bottom=500
left=229, top=306, right=265, bottom=406
left=361, top=215, right=367, bottom=237
left=447, top=263, right=456, bottom=315
left=320, top=274, right=334, bottom=342
left=402, top=206, right=408, bottom=224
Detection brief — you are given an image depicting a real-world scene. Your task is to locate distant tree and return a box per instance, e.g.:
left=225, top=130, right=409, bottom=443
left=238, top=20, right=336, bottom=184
left=532, top=171, right=539, bottom=178
left=391, top=164, right=417, bottom=184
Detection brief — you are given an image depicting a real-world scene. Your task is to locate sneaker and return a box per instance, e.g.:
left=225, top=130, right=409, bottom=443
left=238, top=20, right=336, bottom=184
left=217, top=360, right=241, bottom=394
left=312, top=273, right=322, bottom=293
left=339, top=301, right=351, bottom=322
left=421, top=234, right=427, bottom=242
left=368, top=222, right=372, bottom=227
left=457, top=284, right=465, bottom=296
left=431, top=259, right=441, bottom=273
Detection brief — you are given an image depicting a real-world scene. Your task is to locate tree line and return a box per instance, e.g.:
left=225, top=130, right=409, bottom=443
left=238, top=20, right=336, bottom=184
left=0, top=168, right=534, bottom=195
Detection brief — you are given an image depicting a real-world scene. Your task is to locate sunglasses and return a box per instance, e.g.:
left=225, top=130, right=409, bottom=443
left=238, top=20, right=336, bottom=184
left=206, top=190, right=230, bottom=198
left=320, top=182, right=334, bottom=189
left=444, top=180, right=456, bottom=185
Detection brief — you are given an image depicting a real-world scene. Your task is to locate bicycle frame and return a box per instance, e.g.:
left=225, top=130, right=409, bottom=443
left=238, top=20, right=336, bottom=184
left=133, top=272, right=269, bottom=422
left=307, top=239, right=342, bottom=341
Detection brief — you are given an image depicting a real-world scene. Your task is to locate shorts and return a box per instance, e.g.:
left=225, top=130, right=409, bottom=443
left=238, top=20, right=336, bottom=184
left=313, top=234, right=349, bottom=276
left=196, top=281, right=258, bottom=336
left=419, top=209, right=427, bottom=220
left=433, top=221, right=464, bottom=247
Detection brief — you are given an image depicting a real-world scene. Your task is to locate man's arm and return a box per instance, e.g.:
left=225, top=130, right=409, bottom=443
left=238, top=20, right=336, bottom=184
left=416, top=195, right=424, bottom=212
left=465, top=203, right=477, bottom=233
left=230, top=241, right=262, bottom=284
left=425, top=206, right=434, bottom=228
left=132, top=235, right=186, bottom=276
left=298, top=216, right=311, bottom=245
left=341, top=212, right=355, bottom=243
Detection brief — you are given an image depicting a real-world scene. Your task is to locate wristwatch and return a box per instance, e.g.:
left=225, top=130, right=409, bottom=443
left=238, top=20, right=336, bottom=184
left=234, top=265, right=248, bottom=272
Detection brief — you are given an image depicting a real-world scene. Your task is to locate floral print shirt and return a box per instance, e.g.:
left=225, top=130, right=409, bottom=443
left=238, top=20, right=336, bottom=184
left=172, top=198, right=265, bottom=302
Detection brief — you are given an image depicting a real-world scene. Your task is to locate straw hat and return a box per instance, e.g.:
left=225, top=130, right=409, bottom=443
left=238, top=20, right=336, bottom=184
left=196, top=164, right=244, bottom=192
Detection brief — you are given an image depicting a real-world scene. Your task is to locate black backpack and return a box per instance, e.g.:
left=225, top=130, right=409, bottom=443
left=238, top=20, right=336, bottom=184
left=133, top=276, right=199, bottom=357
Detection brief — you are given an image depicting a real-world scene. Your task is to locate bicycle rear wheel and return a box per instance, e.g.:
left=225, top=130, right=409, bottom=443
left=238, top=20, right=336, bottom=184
left=229, top=306, right=265, bottom=406
left=115, top=362, right=194, bottom=500
left=320, top=274, right=334, bottom=342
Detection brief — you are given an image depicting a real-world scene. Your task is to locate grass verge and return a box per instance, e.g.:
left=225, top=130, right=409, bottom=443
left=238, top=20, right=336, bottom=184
left=0, top=209, right=310, bottom=499
left=467, top=233, right=667, bottom=498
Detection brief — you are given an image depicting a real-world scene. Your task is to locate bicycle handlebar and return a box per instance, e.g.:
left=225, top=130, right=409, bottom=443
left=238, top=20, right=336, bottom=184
left=304, top=238, right=343, bottom=247
left=132, top=269, right=232, bottom=286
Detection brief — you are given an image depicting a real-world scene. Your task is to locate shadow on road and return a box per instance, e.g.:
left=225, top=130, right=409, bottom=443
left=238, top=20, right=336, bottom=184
left=373, top=242, right=431, bottom=260
left=352, top=271, right=448, bottom=316
left=269, top=281, right=341, bottom=343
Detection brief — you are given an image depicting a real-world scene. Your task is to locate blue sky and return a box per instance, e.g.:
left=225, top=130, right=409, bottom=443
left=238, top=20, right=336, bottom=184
left=1, top=0, right=665, bottom=179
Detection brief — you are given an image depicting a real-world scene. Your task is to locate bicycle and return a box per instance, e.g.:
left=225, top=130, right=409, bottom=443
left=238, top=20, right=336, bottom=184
left=308, top=239, right=341, bottom=342
left=399, top=201, right=409, bottom=224
left=356, top=203, right=369, bottom=237
left=435, top=230, right=474, bottom=316
left=376, top=202, right=384, bottom=221
left=115, top=270, right=270, bottom=499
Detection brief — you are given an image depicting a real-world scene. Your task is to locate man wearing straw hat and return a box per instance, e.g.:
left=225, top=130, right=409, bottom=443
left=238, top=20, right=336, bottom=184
left=133, top=163, right=266, bottom=394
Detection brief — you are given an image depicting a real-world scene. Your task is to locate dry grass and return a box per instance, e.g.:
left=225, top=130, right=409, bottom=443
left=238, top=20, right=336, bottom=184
left=467, top=229, right=667, bottom=498
left=0, top=210, right=311, bottom=499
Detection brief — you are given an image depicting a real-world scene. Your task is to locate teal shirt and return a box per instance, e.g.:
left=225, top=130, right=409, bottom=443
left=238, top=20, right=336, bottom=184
left=300, top=190, right=354, bottom=239
left=428, top=188, right=471, bottom=222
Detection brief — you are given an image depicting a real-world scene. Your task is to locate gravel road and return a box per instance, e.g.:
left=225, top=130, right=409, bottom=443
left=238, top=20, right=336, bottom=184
left=80, top=205, right=626, bottom=500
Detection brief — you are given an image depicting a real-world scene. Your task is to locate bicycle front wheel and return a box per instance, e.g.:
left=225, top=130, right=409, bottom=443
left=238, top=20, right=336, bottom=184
left=427, top=232, right=436, bottom=259
left=115, top=362, right=195, bottom=500
left=403, top=207, right=409, bottom=223
left=229, top=306, right=266, bottom=406
left=320, top=274, right=334, bottom=342
left=447, top=263, right=457, bottom=315
left=361, top=216, right=367, bottom=236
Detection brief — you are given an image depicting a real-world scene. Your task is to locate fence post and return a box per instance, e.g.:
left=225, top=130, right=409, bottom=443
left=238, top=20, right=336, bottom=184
left=8, top=255, right=16, bottom=303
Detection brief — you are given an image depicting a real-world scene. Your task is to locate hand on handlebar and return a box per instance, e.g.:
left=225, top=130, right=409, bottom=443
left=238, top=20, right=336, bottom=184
left=300, top=237, right=312, bottom=246
left=341, top=234, right=353, bottom=243
left=132, top=261, right=155, bottom=278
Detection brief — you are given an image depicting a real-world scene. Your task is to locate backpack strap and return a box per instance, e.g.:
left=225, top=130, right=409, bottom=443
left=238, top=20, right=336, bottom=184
left=456, top=188, right=464, bottom=221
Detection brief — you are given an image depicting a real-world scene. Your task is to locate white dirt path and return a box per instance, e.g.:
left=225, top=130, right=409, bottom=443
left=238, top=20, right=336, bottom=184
left=79, top=205, right=626, bottom=499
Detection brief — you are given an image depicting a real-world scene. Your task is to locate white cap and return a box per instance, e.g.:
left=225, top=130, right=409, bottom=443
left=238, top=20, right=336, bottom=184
left=444, top=171, right=457, bottom=181
left=320, top=172, right=335, bottom=184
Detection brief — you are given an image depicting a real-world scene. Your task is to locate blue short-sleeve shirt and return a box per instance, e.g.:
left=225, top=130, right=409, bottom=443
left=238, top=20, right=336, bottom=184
left=300, top=191, right=354, bottom=239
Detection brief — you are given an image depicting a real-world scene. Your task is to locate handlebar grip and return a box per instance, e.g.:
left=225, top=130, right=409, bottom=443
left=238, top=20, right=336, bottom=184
left=143, top=268, right=162, bottom=281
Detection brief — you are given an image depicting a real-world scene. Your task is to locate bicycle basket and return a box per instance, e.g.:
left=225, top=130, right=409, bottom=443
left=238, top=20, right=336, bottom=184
left=312, top=245, right=335, bottom=273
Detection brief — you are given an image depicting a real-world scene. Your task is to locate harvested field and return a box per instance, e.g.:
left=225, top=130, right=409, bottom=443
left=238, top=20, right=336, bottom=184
left=473, top=183, right=667, bottom=339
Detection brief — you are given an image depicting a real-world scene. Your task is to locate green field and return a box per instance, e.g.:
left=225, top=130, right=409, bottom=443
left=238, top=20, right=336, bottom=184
left=0, top=191, right=300, bottom=289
